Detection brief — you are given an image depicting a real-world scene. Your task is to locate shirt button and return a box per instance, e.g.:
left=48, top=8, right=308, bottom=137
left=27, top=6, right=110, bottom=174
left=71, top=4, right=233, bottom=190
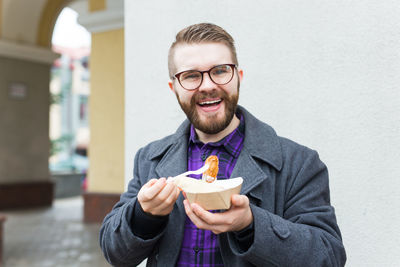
left=193, top=246, right=200, bottom=253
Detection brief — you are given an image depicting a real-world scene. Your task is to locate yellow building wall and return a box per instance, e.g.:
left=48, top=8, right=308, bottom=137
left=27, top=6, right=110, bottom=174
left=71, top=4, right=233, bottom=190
left=89, top=28, right=125, bottom=193
left=89, top=0, right=106, bottom=12
left=0, top=0, right=3, bottom=37
left=36, top=0, right=69, bottom=47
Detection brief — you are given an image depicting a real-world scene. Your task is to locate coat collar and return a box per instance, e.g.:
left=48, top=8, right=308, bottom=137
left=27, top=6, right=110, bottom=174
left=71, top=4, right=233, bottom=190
left=149, top=105, right=283, bottom=173
left=237, top=105, right=283, bottom=171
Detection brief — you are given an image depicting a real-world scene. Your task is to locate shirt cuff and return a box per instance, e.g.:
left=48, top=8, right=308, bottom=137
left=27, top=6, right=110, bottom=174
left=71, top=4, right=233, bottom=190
left=233, top=221, right=254, bottom=252
left=131, top=200, right=169, bottom=239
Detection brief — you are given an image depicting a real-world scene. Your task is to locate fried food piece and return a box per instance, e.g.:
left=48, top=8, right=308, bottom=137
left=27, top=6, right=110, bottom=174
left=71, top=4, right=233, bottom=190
left=203, top=155, right=219, bottom=183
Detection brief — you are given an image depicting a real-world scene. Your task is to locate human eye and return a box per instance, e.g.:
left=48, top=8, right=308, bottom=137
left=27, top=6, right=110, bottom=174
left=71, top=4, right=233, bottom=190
left=181, top=71, right=201, bottom=81
left=212, top=65, right=230, bottom=75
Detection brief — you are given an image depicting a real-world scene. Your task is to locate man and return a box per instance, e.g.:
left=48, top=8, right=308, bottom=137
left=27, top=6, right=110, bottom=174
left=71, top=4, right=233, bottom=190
left=100, top=23, right=346, bottom=266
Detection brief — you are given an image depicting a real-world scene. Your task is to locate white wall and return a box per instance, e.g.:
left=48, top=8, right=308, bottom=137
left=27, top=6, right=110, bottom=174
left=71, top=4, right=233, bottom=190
left=125, top=1, right=400, bottom=265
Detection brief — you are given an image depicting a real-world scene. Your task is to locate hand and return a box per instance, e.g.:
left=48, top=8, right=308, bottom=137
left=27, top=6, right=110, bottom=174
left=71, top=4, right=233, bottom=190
left=138, top=177, right=180, bottom=216
left=183, top=194, right=253, bottom=234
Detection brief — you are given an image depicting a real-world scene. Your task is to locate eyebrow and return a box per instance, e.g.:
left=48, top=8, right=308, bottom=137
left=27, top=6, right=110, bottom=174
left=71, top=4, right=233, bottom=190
left=178, top=63, right=232, bottom=73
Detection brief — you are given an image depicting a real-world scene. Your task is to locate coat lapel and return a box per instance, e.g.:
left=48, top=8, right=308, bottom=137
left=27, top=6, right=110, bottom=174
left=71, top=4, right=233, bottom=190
left=230, top=106, right=283, bottom=200
left=155, top=136, right=188, bottom=178
left=230, top=147, right=268, bottom=198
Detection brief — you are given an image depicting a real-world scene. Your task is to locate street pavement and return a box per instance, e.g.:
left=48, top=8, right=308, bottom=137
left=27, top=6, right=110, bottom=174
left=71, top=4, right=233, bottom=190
left=1, top=196, right=146, bottom=267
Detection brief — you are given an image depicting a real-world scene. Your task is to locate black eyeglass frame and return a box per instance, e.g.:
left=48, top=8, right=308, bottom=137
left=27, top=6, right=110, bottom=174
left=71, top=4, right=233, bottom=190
left=173, top=64, right=237, bottom=91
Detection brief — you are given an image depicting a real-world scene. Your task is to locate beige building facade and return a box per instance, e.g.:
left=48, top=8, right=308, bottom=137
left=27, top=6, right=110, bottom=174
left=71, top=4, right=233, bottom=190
left=0, top=0, right=124, bottom=219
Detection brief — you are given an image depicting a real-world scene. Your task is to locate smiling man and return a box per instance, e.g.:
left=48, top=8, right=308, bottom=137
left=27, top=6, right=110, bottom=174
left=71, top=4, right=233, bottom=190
left=100, top=23, right=346, bottom=266
left=170, top=42, right=242, bottom=143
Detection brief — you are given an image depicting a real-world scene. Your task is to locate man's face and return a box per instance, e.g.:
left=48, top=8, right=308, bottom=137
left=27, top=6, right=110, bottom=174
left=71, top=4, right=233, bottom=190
left=169, top=43, right=243, bottom=135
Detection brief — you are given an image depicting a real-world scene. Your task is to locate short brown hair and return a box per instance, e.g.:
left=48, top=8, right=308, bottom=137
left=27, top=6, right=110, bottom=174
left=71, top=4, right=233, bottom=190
left=168, top=23, right=238, bottom=78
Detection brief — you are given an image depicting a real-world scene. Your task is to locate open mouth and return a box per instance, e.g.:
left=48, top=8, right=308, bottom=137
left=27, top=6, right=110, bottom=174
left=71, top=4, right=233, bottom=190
left=198, top=99, right=222, bottom=107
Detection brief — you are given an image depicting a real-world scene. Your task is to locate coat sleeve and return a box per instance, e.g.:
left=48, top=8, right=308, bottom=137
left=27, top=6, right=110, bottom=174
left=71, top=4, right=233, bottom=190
left=226, top=149, right=346, bottom=266
left=99, top=148, right=166, bottom=266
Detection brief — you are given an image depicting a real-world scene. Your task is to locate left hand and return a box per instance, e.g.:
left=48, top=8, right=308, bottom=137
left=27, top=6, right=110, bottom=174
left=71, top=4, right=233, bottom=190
left=183, top=194, right=253, bottom=234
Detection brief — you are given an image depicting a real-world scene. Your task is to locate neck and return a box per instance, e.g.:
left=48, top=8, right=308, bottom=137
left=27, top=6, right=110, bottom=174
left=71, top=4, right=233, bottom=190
left=195, top=115, right=240, bottom=143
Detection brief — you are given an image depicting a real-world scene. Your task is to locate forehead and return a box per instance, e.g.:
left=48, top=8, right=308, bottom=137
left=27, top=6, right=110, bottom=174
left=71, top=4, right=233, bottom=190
left=173, top=42, right=233, bottom=72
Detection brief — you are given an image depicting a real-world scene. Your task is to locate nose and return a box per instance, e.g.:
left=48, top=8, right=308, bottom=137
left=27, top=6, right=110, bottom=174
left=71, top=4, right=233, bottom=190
left=198, top=72, right=215, bottom=92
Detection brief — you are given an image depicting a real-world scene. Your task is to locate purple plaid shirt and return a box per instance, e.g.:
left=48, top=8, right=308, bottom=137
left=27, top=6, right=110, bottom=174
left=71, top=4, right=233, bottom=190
left=176, top=115, right=245, bottom=267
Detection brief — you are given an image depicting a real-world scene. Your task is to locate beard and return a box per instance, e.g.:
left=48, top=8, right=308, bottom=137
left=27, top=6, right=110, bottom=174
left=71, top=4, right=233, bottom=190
left=176, top=82, right=240, bottom=135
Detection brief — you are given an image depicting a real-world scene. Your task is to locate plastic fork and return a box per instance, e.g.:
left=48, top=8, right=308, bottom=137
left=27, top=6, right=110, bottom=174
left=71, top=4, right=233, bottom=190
left=170, top=164, right=209, bottom=180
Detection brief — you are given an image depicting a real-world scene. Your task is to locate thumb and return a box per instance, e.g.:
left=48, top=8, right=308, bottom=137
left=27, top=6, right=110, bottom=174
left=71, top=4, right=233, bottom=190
left=144, top=178, right=157, bottom=188
left=231, top=194, right=248, bottom=207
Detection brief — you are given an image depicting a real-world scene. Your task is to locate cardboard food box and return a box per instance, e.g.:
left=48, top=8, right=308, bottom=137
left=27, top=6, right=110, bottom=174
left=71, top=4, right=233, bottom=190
left=173, top=177, right=243, bottom=210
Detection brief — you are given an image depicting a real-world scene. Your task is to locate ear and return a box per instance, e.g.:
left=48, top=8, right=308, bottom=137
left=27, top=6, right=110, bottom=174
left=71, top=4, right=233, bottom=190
left=238, top=69, right=244, bottom=82
left=168, top=81, right=175, bottom=93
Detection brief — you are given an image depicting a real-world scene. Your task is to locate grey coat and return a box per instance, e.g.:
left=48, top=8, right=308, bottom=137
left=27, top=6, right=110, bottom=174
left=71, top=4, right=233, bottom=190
left=100, top=106, right=346, bottom=266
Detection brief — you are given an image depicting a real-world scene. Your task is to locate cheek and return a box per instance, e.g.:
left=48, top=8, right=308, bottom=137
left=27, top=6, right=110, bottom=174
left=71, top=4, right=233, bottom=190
left=224, top=77, right=239, bottom=95
left=224, top=85, right=238, bottom=96
left=176, top=90, right=194, bottom=104
left=182, top=92, right=193, bottom=102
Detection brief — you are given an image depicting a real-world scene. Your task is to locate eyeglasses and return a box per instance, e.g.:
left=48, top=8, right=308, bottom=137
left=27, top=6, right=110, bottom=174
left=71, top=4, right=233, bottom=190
left=173, top=64, right=236, bottom=90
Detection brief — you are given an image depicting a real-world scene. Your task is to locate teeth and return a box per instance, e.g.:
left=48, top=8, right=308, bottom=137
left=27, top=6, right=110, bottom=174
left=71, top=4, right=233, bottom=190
left=200, top=99, right=221, bottom=105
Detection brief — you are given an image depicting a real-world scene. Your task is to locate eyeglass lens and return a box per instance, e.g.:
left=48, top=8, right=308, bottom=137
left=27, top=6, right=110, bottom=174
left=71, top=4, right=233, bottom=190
left=178, top=64, right=234, bottom=90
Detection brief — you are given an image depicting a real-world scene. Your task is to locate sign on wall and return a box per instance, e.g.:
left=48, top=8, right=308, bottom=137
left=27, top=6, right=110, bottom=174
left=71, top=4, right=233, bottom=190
left=8, top=82, right=28, bottom=100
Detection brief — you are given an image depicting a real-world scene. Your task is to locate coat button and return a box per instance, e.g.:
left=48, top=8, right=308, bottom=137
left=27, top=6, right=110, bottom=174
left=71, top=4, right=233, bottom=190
left=201, top=154, right=207, bottom=161
left=193, top=246, right=200, bottom=253
left=272, top=223, right=291, bottom=240
left=155, top=254, right=159, bottom=260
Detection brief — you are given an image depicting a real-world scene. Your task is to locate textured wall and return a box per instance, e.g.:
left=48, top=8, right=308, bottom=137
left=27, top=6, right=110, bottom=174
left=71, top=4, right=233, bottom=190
left=125, top=0, right=400, bottom=265
left=0, top=56, right=50, bottom=183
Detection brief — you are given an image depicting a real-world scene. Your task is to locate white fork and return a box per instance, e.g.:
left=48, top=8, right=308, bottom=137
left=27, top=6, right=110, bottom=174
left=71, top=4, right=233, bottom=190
left=169, top=164, right=209, bottom=181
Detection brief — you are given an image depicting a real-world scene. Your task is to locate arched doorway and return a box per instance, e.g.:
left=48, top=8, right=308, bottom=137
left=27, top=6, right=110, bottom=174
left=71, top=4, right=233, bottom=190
left=0, top=0, right=125, bottom=221
left=0, top=0, right=70, bottom=209
left=50, top=6, right=91, bottom=198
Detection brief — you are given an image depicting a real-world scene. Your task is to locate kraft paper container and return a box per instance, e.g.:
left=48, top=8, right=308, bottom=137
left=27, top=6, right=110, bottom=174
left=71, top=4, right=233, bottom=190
left=174, top=177, right=243, bottom=210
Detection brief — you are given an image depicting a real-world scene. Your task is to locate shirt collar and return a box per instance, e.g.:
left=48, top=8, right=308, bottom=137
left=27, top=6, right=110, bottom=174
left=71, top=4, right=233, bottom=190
left=189, top=112, right=245, bottom=158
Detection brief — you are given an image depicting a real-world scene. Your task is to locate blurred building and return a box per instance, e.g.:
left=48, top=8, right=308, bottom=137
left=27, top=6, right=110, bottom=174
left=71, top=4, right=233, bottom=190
left=49, top=45, right=90, bottom=173
left=0, top=0, right=124, bottom=217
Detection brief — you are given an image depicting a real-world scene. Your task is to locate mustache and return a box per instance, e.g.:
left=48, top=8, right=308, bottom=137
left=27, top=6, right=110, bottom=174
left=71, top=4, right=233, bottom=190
left=193, top=90, right=226, bottom=101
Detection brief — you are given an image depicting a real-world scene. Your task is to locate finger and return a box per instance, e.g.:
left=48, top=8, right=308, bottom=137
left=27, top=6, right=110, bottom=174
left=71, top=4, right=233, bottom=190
left=143, top=178, right=167, bottom=200
left=183, top=200, right=211, bottom=230
left=168, top=186, right=181, bottom=203
left=183, top=199, right=195, bottom=219
left=138, top=179, right=157, bottom=202
left=231, top=194, right=248, bottom=207
left=140, top=185, right=180, bottom=215
left=141, top=185, right=174, bottom=210
left=150, top=187, right=180, bottom=215
left=143, top=178, right=157, bottom=188
left=156, top=181, right=178, bottom=201
left=191, top=203, right=226, bottom=225
left=183, top=199, right=192, bottom=214
left=157, top=185, right=180, bottom=209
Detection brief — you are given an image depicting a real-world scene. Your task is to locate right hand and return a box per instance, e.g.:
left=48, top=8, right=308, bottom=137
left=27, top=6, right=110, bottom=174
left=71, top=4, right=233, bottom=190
left=137, top=177, right=180, bottom=216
